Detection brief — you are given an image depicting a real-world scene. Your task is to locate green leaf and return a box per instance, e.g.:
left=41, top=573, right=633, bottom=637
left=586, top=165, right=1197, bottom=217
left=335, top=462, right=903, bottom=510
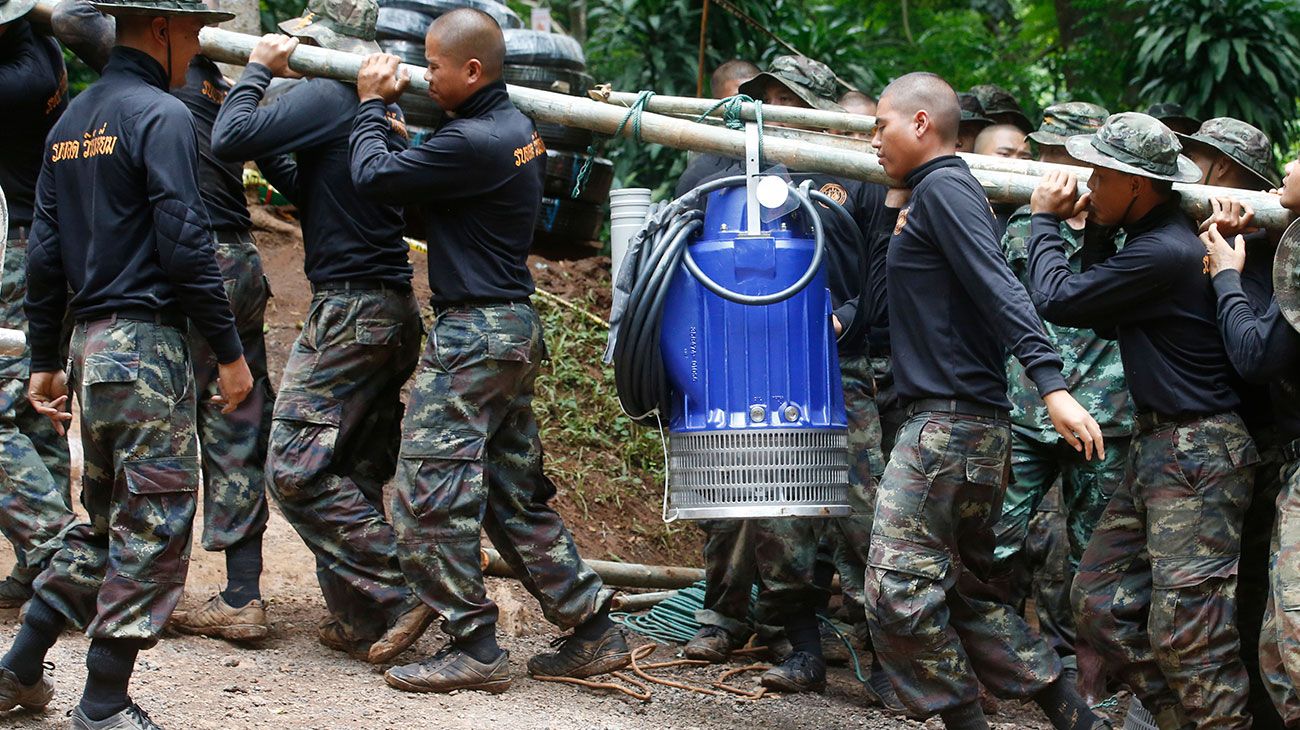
left=1208, top=41, right=1230, bottom=80
left=1185, top=24, right=1207, bottom=62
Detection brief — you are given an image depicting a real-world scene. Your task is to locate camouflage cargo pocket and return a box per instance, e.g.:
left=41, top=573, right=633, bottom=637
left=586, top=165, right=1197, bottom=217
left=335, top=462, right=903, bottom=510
left=114, top=455, right=199, bottom=584
left=1280, top=502, right=1300, bottom=612
left=397, top=428, right=486, bottom=541
left=268, top=390, right=343, bottom=500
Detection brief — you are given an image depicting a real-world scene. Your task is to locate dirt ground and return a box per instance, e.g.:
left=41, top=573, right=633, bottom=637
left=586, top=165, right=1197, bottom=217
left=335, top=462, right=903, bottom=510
left=0, top=205, right=1070, bottom=729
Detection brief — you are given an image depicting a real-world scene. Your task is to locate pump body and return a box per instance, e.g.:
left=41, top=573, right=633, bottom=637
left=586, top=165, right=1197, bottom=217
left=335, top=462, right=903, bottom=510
left=659, top=186, right=849, bottom=520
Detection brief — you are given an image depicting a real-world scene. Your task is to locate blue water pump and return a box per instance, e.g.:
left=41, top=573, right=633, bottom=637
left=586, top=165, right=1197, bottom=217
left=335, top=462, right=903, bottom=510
left=612, top=170, right=851, bottom=521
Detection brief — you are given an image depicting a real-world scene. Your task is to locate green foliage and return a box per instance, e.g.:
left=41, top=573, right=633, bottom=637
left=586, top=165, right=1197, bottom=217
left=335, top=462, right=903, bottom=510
left=1129, top=0, right=1300, bottom=146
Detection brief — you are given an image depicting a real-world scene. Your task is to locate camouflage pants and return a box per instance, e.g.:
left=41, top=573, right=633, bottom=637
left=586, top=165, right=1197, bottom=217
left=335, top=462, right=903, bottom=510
left=390, top=302, right=603, bottom=641
left=34, top=319, right=199, bottom=642
left=190, top=237, right=272, bottom=552
left=992, top=431, right=1130, bottom=664
left=1241, top=434, right=1286, bottom=730
left=266, top=287, right=422, bottom=638
left=869, top=355, right=904, bottom=454
left=695, top=519, right=760, bottom=638
left=1024, top=486, right=1073, bottom=666
left=865, top=412, right=1061, bottom=716
left=1260, top=453, right=1300, bottom=725
left=827, top=354, right=885, bottom=623
left=0, top=238, right=73, bottom=585
left=1072, top=412, right=1256, bottom=730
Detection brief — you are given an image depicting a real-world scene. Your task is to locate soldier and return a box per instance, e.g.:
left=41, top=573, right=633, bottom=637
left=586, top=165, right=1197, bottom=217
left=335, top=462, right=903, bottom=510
left=867, top=71, right=1104, bottom=730
left=211, top=0, right=434, bottom=664
left=1200, top=157, right=1300, bottom=725
left=1182, top=117, right=1286, bottom=730
left=52, top=0, right=288, bottom=643
left=838, top=90, right=876, bottom=140
left=0, top=0, right=254, bottom=725
left=347, top=8, right=631, bottom=694
left=711, top=57, right=759, bottom=99
left=1144, top=102, right=1200, bottom=136
left=1029, top=113, right=1257, bottom=729
left=0, top=0, right=76, bottom=609
left=974, top=122, right=1032, bottom=237
left=969, top=83, right=1033, bottom=133
left=956, top=92, right=992, bottom=153
left=994, top=102, right=1130, bottom=699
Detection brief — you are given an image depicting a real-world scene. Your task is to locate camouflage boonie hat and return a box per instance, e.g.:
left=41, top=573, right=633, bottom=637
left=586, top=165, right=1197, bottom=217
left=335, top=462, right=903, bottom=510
left=1065, top=112, right=1202, bottom=183
left=0, top=0, right=38, bottom=24
left=1028, top=102, right=1109, bottom=146
left=1277, top=220, right=1300, bottom=333
left=738, top=55, right=845, bottom=113
left=958, top=93, right=991, bottom=124
left=969, top=83, right=1032, bottom=132
left=1145, top=102, right=1201, bottom=135
left=1178, top=117, right=1278, bottom=188
left=91, top=0, right=234, bottom=24
left=280, top=0, right=380, bottom=55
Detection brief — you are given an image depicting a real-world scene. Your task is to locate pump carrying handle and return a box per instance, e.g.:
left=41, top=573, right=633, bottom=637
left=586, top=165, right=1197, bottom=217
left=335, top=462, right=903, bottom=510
left=680, top=175, right=827, bottom=306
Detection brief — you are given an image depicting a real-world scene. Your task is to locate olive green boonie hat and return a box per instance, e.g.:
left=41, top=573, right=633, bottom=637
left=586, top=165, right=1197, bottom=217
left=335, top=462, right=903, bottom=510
left=0, top=0, right=38, bottom=25
left=970, top=83, right=1031, bottom=132
left=280, top=0, right=381, bottom=55
left=91, top=0, right=234, bottom=24
left=1178, top=117, right=1278, bottom=188
left=1277, top=219, right=1300, bottom=333
left=1145, top=102, right=1201, bottom=135
left=958, top=93, right=991, bottom=124
left=738, top=55, right=845, bottom=113
left=1065, top=112, right=1202, bottom=183
left=1028, top=102, right=1109, bottom=146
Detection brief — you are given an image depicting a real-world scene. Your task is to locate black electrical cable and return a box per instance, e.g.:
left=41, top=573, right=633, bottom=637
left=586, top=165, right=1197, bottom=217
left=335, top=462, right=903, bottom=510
left=614, top=175, right=855, bottom=425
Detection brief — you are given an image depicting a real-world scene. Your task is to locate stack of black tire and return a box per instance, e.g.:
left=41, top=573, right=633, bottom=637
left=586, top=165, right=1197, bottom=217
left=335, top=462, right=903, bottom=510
left=501, top=28, right=612, bottom=256
left=374, top=0, right=525, bottom=129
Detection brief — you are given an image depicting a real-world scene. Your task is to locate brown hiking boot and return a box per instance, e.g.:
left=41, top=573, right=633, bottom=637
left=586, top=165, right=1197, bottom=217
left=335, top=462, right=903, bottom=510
left=0, top=666, right=54, bottom=712
left=0, top=578, right=32, bottom=610
left=384, top=647, right=512, bottom=694
left=368, top=603, right=436, bottom=664
left=317, top=617, right=375, bottom=661
left=170, top=595, right=269, bottom=642
left=527, top=626, right=631, bottom=678
left=683, top=626, right=740, bottom=663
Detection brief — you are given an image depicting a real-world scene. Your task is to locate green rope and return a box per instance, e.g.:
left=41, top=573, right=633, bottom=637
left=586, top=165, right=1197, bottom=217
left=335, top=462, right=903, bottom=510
left=693, top=94, right=764, bottom=169
left=611, top=579, right=758, bottom=644
left=572, top=90, right=657, bottom=200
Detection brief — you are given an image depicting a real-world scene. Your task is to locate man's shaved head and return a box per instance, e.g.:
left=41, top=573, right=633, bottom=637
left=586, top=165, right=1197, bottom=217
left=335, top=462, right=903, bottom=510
left=426, top=8, right=504, bottom=81
left=879, top=72, right=959, bottom=145
left=711, top=59, right=759, bottom=99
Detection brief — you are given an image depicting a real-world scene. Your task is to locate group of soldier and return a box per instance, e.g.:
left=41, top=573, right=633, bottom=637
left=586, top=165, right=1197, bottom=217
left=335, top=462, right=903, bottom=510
left=0, top=0, right=1297, bottom=728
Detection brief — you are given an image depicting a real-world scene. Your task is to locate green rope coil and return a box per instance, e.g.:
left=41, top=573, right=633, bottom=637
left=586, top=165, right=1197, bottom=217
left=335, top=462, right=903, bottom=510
left=572, top=90, right=657, bottom=200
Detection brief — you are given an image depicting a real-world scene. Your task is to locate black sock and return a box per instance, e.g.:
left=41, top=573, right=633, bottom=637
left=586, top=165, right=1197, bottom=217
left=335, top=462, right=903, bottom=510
left=2, top=596, right=64, bottom=685
left=784, top=613, right=822, bottom=659
left=573, top=604, right=614, bottom=641
left=456, top=631, right=502, bottom=664
left=1034, top=676, right=1101, bottom=730
left=221, top=534, right=264, bottom=608
left=79, top=638, right=143, bottom=721
left=940, top=701, right=991, bottom=730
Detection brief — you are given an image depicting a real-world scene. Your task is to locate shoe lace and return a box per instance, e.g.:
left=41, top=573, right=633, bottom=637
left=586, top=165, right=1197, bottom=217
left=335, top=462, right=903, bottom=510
left=41, top=661, right=54, bottom=673
left=547, top=634, right=574, bottom=649
left=126, top=702, right=162, bottom=730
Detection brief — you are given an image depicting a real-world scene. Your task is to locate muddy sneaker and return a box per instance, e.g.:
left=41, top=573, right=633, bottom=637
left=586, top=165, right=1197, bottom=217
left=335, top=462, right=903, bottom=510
left=863, top=667, right=907, bottom=714
left=317, top=618, right=374, bottom=661
left=170, top=595, right=268, bottom=642
left=0, top=666, right=53, bottom=712
left=819, top=623, right=851, bottom=666
left=527, top=626, right=631, bottom=678
left=385, top=646, right=512, bottom=694
left=0, top=578, right=32, bottom=609
left=69, top=702, right=163, bottom=729
left=683, top=626, right=740, bottom=663
left=760, top=650, right=826, bottom=693
left=368, top=603, right=437, bottom=664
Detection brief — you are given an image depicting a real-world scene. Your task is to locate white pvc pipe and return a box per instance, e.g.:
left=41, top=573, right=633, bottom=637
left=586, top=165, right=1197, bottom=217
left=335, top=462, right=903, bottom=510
left=608, top=188, right=652, bottom=284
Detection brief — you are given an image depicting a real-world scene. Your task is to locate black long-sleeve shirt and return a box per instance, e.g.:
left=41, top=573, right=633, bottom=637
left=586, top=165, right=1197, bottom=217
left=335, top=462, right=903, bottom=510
left=888, top=155, right=1066, bottom=409
left=26, top=47, right=241, bottom=371
left=671, top=153, right=889, bottom=355
left=1212, top=266, right=1300, bottom=441
left=1028, top=196, right=1241, bottom=418
left=213, top=63, right=411, bottom=286
left=349, top=80, right=540, bottom=304
left=0, top=20, right=67, bottom=230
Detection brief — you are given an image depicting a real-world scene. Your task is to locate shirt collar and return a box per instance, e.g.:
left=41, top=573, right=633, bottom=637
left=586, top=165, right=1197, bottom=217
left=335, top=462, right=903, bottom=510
left=903, top=154, right=966, bottom=188
left=452, top=79, right=510, bottom=118
left=104, top=46, right=170, bottom=91
left=1122, top=194, right=1184, bottom=237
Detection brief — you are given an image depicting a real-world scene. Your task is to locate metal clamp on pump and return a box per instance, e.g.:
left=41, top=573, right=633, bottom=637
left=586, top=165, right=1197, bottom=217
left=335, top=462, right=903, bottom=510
left=613, top=131, right=855, bottom=521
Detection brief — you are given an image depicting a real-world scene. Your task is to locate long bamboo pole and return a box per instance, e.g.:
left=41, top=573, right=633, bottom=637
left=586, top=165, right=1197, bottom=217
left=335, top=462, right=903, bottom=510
left=27, top=2, right=1293, bottom=232
left=481, top=548, right=704, bottom=589
left=592, top=87, right=877, bottom=136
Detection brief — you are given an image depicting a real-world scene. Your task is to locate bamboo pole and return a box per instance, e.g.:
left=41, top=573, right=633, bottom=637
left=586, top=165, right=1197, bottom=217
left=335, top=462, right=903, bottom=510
left=610, top=589, right=677, bottom=612
left=481, top=548, right=704, bottom=589
left=28, top=2, right=1293, bottom=232
left=592, top=87, right=877, bottom=136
